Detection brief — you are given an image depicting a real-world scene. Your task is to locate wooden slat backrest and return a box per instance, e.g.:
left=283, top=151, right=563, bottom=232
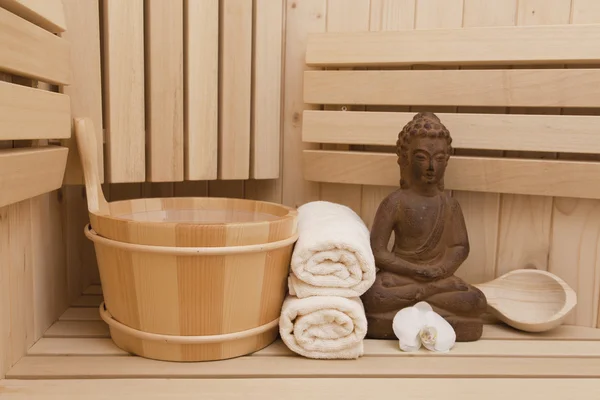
left=0, top=2, right=70, bottom=207
left=301, top=24, right=600, bottom=199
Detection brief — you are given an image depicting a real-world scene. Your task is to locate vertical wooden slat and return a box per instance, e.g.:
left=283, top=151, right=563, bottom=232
left=185, top=0, right=218, bottom=181
left=361, top=0, right=415, bottom=229
left=281, top=0, right=325, bottom=207
left=219, top=0, right=252, bottom=180
left=251, top=0, right=284, bottom=179
left=452, top=0, right=517, bottom=285
left=60, top=0, right=104, bottom=185
left=549, top=0, right=600, bottom=328
left=102, top=0, right=145, bottom=183
left=495, top=0, right=572, bottom=276
left=318, top=0, right=370, bottom=216
left=145, top=0, right=184, bottom=182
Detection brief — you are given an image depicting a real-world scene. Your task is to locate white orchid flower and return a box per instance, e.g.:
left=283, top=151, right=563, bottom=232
left=392, top=301, right=456, bottom=353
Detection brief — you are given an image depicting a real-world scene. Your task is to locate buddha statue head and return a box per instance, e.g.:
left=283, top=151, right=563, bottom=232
left=396, top=112, right=453, bottom=192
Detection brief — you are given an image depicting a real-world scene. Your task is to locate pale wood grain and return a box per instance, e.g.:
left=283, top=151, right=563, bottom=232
left=7, top=354, right=600, bottom=379
left=71, top=295, right=102, bottom=308
left=145, top=0, right=184, bottom=182
left=60, top=0, right=104, bottom=185
left=218, top=0, right=252, bottom=180
left=304, top=69, right=600, bottom=108
left=102, top=0, right=145, bottom=183
left=281, top=0, right=325, bottom=208
left=0, top=0, right=66, bottom=33
left=58, top=308, right=100, bottom=322
left=0, top=6, right=70, bottom=84
left=3, top=378, right=600, bottom=400
left=251, top=0, right=283, bottom=179
left=303, top=111, right=600, bottom=154
left=303, top=150, right=600, bottom=199
left=0, top=147, right=68, bottom=208
left=0, top=81, right=70, bottom=140
left=305, top=23, right=600, bottom=66
left=43, top=321, right=109, bottom=338
left=184, top=0, right=218, bottom=180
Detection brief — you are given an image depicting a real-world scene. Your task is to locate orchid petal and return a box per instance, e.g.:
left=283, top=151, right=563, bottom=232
left=421, top=311, right=456, bottom=353
left=392, top=306, right=424, bottom=352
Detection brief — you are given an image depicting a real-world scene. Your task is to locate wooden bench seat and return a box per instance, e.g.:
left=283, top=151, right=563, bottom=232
left=2, top=288, right=600, bottom=398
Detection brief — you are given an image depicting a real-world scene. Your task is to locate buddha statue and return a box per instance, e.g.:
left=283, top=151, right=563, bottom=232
left=361, top=112, right=487, bottom=342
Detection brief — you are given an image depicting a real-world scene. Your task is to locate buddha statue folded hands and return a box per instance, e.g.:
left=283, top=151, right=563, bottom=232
left=360, top=112, right=487, bottom=342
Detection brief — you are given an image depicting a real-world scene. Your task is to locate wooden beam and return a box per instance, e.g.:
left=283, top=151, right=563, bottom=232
left=302, top=110, right=600, bottom=154
left=303, top=69, right=600, bottom=108
left=0, top=146, right=68, bottom=208
left=0, top=6, right=70, bottom=85
left=305, top=24, right=600, bottom=67
left=303, top=150, right=600, bottom=199
left=0, top=0, right=67, bottom=33
left=0, top=81, right=70, bottom=140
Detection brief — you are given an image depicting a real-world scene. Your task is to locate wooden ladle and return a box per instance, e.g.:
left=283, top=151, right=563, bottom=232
left=473, top=269, right=577, bottom=333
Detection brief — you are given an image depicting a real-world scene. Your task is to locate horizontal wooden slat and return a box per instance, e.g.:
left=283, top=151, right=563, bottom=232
left=7, top=354, right=600, bottom=378
left=71, top=295, right=103, bottom=308
left=58, top=308, right=100, bottom=321
left=0, top=146, right=67, bottom=207
left=302, top=110, right=600, bottom=154
left=3, top=378, right=599, bottom=399
left=82, top=285, right=102, bottom=295
left=303, top=150, right=600, bottom=199
left=27, top=337, right=600, bottom=358
left=303, top=69, right=600, bottom=108
left=0, top=81, right=70, bottom=140
left=0, top=0, right=66, bottom=33
left=0, top=6, right=70, bottom=84
left=306, top=24, right=600, bottom=67
left=43, top=321, right=109, bottom=338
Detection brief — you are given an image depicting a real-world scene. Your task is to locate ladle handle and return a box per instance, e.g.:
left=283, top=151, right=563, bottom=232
left=74, top=117, right=110, bottom=216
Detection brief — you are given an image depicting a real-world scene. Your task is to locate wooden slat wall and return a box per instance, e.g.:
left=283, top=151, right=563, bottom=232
left=298, top=0, right=600, bottom=332
left=0, top=3, right=71, bottom=380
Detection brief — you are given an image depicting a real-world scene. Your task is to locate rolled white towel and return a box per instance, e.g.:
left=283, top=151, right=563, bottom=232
left=289, top=201, right=376, bottom=298
left=279, top=294, right=367, bottom=360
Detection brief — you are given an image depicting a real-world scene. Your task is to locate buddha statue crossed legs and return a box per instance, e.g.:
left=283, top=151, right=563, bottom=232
left=361, top=112, right=487, bottom=342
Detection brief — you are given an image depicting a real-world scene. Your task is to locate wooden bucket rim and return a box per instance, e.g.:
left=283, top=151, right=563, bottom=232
left=84, top=224, right=299, bottom=255
left=90, top=196, right=298, bottom=228
left=99, top=302, right=280, bottom=344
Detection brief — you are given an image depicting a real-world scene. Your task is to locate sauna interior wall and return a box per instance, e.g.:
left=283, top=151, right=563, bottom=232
left=3, top=0, right=600, bottom=378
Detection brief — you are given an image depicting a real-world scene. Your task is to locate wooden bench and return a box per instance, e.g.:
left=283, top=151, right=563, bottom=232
left=3, top=287, right=600, bottom=398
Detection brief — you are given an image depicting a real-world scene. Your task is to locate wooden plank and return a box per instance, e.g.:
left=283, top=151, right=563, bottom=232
left=58, top=308, right=100, bottom=322
left=71, top=295, right=102, bottom=308
left=305, top=23, right=600, bottom=67
left=60, top=0, right=104, bottom=185
left=82, top=285, right=102, bottom=295
left=3, top=378, right=600, bottom=399
left=251, top=0, right=283, bottom=179
left=145, top=0, right=184, bottom=182
left=28, top=338, right=128, bottom=356
left=0, top=0, right=66, bottom=33
left=26, top=336, right=600, bottom=358
left=7, top=354, right=600, bottom=378
left=102, top=0, right=145, bottom=183
left=0, top=7, right=70, bottom=85
left=43, top=321, right=109, bottom=338
left=219, top=0, right=252, bottom=179
left=0, top=146, right=67, bottom=208
left=482, top=324, right=600, bottom=341
left=185, top=0, right=218, bottom=180
left=0, top=81, right=70, bottom=140
left=302, top=110, right=600, bottom=154
left=302, top=150, right=600, bottom=199
left=303, top=69, right=600, bottom=108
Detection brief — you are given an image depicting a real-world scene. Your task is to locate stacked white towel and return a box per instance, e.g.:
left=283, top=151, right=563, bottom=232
left=279, top=201, right=376, bottom=360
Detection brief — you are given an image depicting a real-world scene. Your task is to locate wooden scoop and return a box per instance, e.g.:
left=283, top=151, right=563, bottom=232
left=473, top=269, right=577, bottom=333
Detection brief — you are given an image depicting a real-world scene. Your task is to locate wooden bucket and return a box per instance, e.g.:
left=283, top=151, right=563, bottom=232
left=74, top=118, right=298, bottom=361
